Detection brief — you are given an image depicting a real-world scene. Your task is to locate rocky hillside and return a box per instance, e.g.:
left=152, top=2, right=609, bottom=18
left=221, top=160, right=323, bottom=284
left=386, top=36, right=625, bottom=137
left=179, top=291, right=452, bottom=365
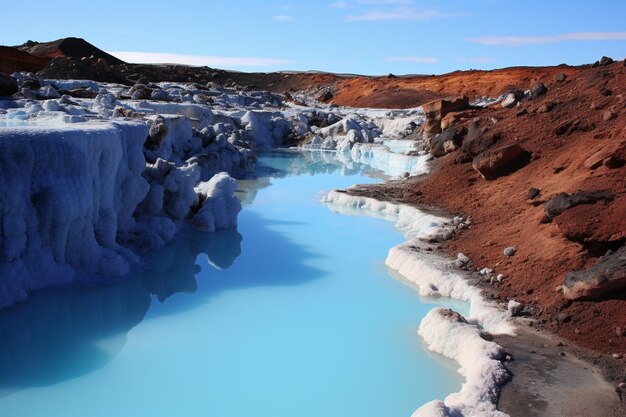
left=348, top=58, right=626, bottom=355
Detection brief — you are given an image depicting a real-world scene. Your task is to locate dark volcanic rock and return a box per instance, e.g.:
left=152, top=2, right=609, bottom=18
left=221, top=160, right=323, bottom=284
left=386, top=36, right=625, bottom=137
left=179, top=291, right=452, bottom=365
left=543, top=190, right=614, bottom=220
left=2, top=75, right=22, bottom=98
left=555, top=72, right=567, bottom=82
left=21, top=78, right=41, bottom=90
left=528, top=187, right=541, bottom=200
left=318, top=90, right=334, bottom=103
left=599, top=56, right=614, bottom=66
left=530, top=82, right=548, bottom=99
left=39, top=57, right=130, bottom=85
left=472, top=144, right=530, bottom=180
left=461, top=120, right=502, bottom=157
left=563, top=246, right=626, bottom=300
left=430, top=127, right=465, bottom=157
left=0, top=73, right=18, bottom=96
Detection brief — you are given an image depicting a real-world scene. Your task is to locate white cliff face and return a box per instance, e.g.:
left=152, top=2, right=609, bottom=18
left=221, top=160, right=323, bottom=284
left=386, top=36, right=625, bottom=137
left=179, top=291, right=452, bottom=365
left=0, top=122, right=149, bottom=307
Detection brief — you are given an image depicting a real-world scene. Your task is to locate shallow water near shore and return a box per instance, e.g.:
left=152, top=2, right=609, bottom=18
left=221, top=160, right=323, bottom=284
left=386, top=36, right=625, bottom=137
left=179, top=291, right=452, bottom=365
left=0, top=150, right=467, bottom=417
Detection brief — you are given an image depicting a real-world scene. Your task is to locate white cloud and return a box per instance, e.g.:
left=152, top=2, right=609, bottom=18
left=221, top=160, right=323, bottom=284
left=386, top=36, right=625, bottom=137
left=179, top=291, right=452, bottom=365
left=329, top=1, right=349, bottom=8
left=273, top=14, right=294, bottom=21
left=456, top=56, right=496, bottom=63
left=107, top=51, right=293, bottom=68
left=345, top=7, right=465, bottom=22
left=466, top=31, right=626, bottom=46
left=385, top=56, right=438, bottom=64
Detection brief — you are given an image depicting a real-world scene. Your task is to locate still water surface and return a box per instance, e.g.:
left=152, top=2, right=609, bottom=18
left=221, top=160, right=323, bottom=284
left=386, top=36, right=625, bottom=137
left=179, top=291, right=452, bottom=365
left=0, top=151, right=466, bottom=417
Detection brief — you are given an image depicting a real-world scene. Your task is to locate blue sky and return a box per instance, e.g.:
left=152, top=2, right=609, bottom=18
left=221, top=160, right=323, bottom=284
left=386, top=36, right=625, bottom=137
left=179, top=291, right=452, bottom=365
left=3, top=0, right=626, bottom=74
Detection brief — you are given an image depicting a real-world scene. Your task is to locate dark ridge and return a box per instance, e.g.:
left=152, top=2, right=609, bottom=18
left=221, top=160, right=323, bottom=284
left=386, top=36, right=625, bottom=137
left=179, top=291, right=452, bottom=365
left=16, top=37, right=124, bottom=65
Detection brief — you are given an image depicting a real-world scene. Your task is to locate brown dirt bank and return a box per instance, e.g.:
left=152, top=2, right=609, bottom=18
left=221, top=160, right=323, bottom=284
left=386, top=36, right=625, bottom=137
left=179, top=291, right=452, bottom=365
left=349, top=59, right=626, bottom=356
left=343, top=59, right=626, bottom=415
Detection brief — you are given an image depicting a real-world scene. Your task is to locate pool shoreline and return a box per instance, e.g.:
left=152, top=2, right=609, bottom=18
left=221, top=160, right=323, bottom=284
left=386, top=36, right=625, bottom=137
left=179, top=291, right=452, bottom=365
left=322, top=188, right=513, bottom=417
left=323, top=169, right=626, bottom=417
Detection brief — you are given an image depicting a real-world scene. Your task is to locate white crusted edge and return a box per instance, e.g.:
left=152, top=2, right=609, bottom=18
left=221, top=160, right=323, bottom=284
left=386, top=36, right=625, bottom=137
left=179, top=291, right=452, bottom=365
left=322, top=189, right=514, bottom=417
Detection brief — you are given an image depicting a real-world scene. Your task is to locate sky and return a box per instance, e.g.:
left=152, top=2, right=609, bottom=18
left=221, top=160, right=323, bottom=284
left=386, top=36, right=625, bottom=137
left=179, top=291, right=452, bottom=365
left=2, top=0, right=626, bottom=75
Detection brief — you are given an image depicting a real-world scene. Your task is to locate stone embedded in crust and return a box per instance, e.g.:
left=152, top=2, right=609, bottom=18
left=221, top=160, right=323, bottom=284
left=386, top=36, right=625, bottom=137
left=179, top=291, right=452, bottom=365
left=471, top=144, right=530, bottom=180
left=563, top=246, right=626, bottom=300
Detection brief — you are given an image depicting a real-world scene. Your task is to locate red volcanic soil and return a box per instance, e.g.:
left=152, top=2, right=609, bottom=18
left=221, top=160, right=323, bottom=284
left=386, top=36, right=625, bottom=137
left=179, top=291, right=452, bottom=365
left=347, top=61, right=626, bottom=355
left=0, top=46, right=48, bottom=74
left=329, top=66, right=582, bottom=108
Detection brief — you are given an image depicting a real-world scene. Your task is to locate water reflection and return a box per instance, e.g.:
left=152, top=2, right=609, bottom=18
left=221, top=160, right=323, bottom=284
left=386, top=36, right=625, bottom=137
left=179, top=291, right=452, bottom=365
left=0, top=150, right=373, bottom=398
left=0, top=228, right=243, bottom=394
left=142, top=228, right=243, bottom=302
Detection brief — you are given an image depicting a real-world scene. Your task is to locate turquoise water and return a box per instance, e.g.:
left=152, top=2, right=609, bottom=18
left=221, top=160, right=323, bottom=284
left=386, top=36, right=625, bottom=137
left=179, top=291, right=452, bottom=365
left=0, top=150, right=466, bottom=417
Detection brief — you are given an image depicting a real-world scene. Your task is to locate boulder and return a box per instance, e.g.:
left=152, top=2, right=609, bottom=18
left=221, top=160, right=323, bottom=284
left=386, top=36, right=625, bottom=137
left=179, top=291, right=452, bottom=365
left=530, top=82, right=548, bottom=99
left=537, top=102, right=555, bottom=113
left=129, top=83, right=152, bottom=100
left=583, top=141, right=626, bottom=170
left=21, top=78, right=41, bottom=90
left=430, top=127, right=465, bottom=157
left=501, top=93, right=518, bottom=108
left=0, top=72, right=18, bottom=96
left=528, top=187, right=541, bottom=200
left=599, top=56, right=614, bottom=66
left=555, top=72, right=567, bottom=82
left=472, top=144, right=528, bottom=180
left=503, top=246, right=517, bottom=257
left=421, top=96, right=470, bottom=134
left=543, top=190, right=613, bottom=220
left=461, top=120, right=502, bottom=157
left=440, top=110, right=473, bottom=130
left=603, top=111, right=617, bottom=121
left=563, top=246, right=626, bottom=300
left=422, top=95, right=470, bottom=118
left=318, top=90, right=333, bottom=103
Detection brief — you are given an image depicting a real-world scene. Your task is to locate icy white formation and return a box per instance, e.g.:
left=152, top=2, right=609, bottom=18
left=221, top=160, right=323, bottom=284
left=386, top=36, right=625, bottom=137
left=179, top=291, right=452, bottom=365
left=322, top=190, right=449, bottom=240
left=414, top=308, right=509, bottom=417
left=192, top=172, right=242, bottom=232
left=322, top=190, right=514, bottom=417
left=348, top=143, right=429, bottom=176
left=382, top=138, right=420, bottom=155
left=298, top=108, right=429, bottom=177
left=0, top=76, right=296, bottom=308
left=0, top=122, right=149, bottom=308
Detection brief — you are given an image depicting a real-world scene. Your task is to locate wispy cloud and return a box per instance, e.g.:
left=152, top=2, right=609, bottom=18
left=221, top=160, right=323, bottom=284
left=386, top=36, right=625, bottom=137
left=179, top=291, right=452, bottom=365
left=273, top=14, right=294, bottom=21
left=329, top=1, right=349, bottom=8
left=345, top=7, right=465, bottom=22
left=456, top=56, right=496, bottom=63
left=108, top=51, right=293, bottom=68
left=385, top=56, right=438, bottom=64
left=466, top=31, right=626, bottom=46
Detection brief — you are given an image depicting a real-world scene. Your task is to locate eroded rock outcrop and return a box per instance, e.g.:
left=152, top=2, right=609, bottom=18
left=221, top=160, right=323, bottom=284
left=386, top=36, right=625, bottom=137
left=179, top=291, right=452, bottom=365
left=563, top=246, right=626, bottom=300
left=543, top=190, right=614, bottom=221
left=422, top=95, right=470, bottom=135
left=471, top=144, right=529, bottom=180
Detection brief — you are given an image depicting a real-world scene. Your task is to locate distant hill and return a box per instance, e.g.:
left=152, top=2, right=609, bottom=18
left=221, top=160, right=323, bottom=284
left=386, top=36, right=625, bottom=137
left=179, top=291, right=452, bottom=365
left=15, top=37, right=124, bottom=65
left=0, top=45, right=49, bottom=74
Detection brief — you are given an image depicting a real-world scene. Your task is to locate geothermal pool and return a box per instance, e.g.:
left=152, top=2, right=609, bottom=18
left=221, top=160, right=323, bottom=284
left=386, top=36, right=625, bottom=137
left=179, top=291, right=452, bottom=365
left=0, top=150, right=467, bottom=417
